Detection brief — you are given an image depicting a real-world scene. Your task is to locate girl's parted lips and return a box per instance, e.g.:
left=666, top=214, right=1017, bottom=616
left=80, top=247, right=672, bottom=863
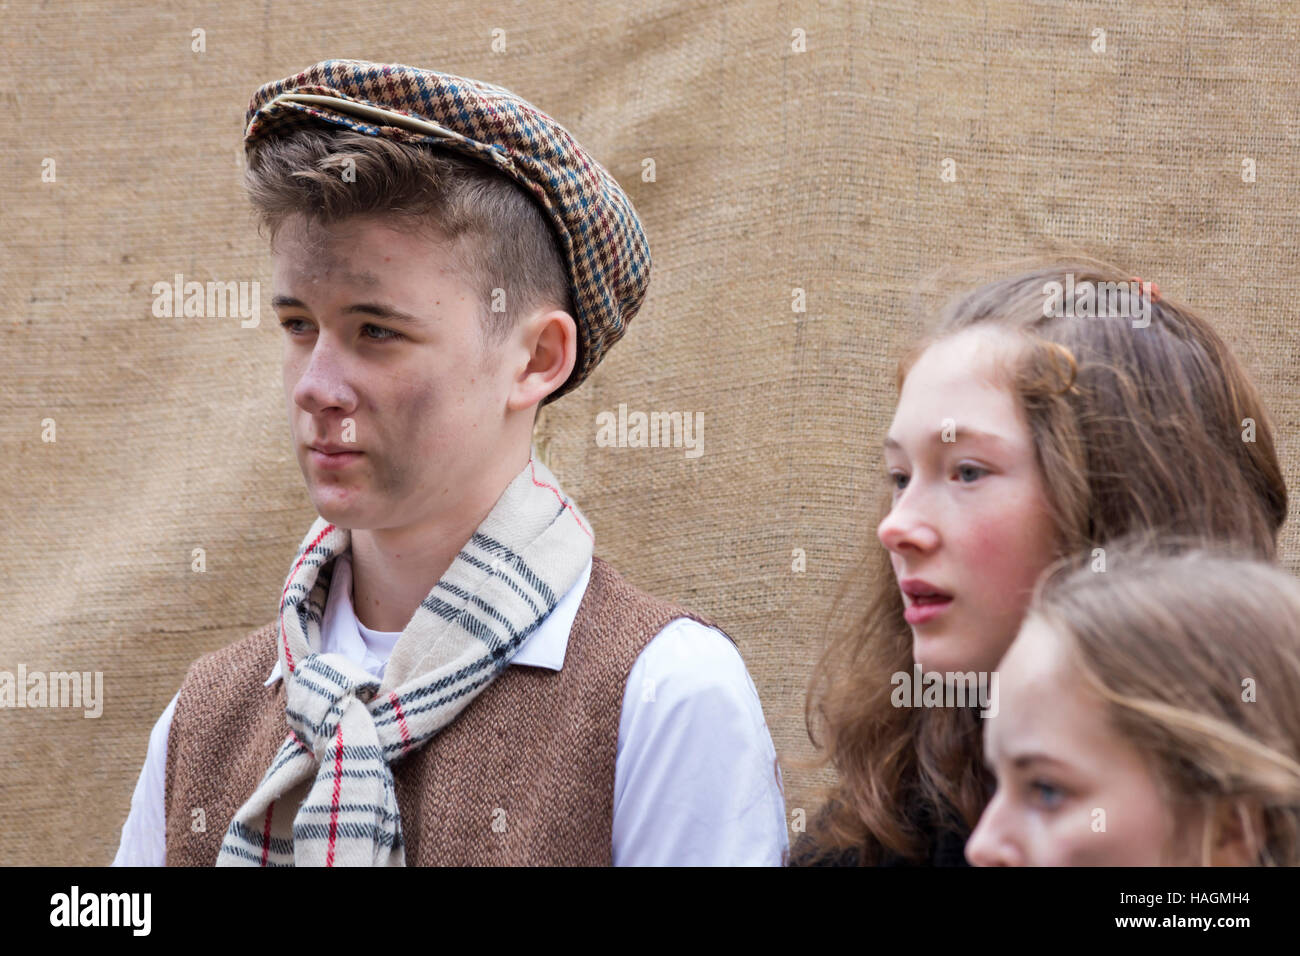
left=898, top=578, right=953, bottom=603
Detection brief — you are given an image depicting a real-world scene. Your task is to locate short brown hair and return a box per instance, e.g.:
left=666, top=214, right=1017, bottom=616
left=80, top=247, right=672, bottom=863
left=243, top=125, right=573, bottom=345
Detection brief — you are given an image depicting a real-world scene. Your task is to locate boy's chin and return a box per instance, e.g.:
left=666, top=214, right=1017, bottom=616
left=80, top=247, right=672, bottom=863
left=309, top=490, right=372, bottom=526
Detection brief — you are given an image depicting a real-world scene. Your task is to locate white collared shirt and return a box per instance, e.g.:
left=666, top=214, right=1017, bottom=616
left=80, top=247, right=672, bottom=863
left=112, top=554, right=789, bottom=866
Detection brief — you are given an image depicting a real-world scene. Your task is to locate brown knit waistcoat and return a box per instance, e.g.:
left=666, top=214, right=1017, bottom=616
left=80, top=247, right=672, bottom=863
left=165, top=554, right=730, bottom=866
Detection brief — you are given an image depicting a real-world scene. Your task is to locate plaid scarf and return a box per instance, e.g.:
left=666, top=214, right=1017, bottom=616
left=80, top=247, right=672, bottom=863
left=216, top=455, right=593, bottom=866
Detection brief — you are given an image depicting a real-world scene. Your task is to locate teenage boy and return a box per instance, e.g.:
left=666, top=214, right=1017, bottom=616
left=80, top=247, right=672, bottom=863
left=112, top=59, right=787, bottom=866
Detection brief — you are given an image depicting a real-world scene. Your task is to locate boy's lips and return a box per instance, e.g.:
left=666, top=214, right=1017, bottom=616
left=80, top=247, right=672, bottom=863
left=307, top=444, right=365, bottom=469
left=309, top=442, right=363, bottom=455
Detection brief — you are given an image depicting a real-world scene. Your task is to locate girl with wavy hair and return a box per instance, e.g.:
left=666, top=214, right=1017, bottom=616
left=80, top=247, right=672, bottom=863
left=790, top=257, right=1287, bottom=866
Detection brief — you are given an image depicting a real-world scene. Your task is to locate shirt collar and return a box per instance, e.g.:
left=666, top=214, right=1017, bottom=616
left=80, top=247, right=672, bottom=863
left=264, top=554, right=593, bottom=687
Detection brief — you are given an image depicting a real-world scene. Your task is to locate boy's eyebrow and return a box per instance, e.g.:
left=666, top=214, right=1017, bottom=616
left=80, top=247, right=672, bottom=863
left=271, top=296, right=426, bottom=326
left=883, top=427, right=1013, bottom=451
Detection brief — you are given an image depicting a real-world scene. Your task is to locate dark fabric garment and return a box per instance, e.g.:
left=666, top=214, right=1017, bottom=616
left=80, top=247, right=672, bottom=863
left=788, top=797, right=971, bottom=867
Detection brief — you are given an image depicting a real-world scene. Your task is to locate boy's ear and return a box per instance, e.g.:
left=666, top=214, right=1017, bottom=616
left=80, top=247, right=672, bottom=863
left=507, top=308, right=577, bottom=414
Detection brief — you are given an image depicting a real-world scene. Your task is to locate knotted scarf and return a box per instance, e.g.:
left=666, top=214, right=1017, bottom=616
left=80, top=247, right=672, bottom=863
left=216, top=455, right=593, bottom=866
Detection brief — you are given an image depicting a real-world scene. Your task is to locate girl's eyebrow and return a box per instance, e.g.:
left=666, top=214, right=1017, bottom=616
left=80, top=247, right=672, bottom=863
left=884, top=427, right=1014, bottom=452
left=1009, top=751, right=1071, bottom=771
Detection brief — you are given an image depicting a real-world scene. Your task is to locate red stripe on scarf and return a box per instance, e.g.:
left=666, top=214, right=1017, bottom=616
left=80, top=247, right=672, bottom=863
left=325, top=723, right=344, bottom=866
left=389, top=691, right=412, bottom=755
left=528, top=458, right=592, bottom=541
left=278, top=523, right=336, bottom=674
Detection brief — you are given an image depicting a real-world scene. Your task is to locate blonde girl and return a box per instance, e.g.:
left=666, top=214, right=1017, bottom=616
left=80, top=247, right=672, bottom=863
left=968, top=542, right=1300, bottom=866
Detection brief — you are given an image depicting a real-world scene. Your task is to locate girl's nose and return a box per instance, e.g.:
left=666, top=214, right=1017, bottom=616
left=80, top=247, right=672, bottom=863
left=877, top=494, right=940, bottom=555
left=964, top=793, right=1021, bottom=867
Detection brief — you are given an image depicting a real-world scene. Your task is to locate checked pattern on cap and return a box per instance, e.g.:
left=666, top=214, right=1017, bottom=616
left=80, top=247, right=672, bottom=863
left=243, top=59, right=650, bottom=404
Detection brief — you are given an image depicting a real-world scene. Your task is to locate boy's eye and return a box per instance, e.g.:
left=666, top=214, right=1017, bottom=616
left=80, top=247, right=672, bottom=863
left=956, top=464, right=988, bottom=483
left=362, top=323, right=401, bottom=342
left=278, top=319, right=401, bottom=343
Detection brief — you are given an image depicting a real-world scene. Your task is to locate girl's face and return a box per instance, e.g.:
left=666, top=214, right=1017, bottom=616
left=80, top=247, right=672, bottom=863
left=878, top=326, right=1058, bottom=675
left=966, top=614, right=1184, bottom=866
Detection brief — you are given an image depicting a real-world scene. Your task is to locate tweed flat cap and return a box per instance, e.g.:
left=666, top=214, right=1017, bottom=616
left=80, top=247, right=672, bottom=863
left=244, top=58, right=650, bottom=404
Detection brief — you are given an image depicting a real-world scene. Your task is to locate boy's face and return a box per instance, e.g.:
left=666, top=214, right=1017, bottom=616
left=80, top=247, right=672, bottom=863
left=272, top=213, right=517, bottom=531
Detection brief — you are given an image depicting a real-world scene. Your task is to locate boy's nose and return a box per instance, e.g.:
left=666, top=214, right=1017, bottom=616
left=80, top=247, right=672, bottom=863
left=292, top=347, right=357, bottom=415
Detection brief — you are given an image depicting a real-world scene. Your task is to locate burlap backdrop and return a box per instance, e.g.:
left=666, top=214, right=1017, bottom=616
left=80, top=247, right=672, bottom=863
left=2, top=1, right=1297, bottom=866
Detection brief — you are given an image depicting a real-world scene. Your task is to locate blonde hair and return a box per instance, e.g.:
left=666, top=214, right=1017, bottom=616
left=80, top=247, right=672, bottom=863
left=1031, top=538, right=1300, bottom=865
left=797, top=256, right=1287, bottom=865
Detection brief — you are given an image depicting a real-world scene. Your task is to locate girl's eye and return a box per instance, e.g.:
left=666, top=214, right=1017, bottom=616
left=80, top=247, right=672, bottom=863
left=1029, top=780, right=1066, bottom=810
left=888, top=470, right=909, bottom=491
left=279, top=318, right=308, bottom=334
left=955, top=464, right=988, bottom=483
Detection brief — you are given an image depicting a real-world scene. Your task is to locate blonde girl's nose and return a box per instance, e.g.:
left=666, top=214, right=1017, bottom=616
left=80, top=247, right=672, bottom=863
left=965, top=795, right=1020, bottom=867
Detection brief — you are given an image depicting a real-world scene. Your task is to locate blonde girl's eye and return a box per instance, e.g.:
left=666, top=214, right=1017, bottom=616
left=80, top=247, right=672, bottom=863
left=1029, top=779, right=1066, bottom=810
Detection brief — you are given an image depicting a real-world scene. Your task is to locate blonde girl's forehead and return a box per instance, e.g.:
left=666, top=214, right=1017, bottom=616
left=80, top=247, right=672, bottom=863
left=1002, top=615, right=1072, bottom=685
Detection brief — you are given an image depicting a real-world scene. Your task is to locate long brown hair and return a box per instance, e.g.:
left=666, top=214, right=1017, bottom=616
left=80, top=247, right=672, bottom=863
left=797, top=256, right=1287, bottom=864
left=1032, top=539, right=1300, bottom=865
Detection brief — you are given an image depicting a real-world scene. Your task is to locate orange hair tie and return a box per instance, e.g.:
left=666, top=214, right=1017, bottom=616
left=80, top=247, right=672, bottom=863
left=1130, top=276, right=1161, bottom=302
